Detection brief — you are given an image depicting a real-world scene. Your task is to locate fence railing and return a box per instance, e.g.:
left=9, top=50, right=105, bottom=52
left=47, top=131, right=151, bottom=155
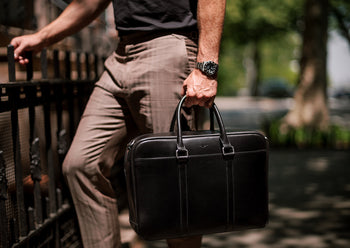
left=0, top=45, right=102, bottom=247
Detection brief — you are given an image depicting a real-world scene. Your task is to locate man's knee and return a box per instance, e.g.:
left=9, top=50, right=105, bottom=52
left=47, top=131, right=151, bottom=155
left=62, top=148, right=87, bottom=180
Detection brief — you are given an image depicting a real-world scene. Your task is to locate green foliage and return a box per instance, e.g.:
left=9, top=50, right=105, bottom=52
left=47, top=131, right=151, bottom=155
left=218, top=36, right=246, bottom=96
left=218, top=0, right=303, bottom=96
left=260, top=33, right=300, bottom=85
left=262, top=118, right=350, bottom=149
left=224, top=0, right=303, bottom=44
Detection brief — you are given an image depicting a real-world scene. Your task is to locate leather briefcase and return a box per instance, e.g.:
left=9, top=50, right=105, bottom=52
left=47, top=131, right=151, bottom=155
left=124, top=96, right=269, bottom=240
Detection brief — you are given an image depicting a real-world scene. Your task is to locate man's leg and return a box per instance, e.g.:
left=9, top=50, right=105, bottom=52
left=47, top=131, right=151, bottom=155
left=62, top=72, right=130, bottom=248
left=121, top=33, right=202, bottom=247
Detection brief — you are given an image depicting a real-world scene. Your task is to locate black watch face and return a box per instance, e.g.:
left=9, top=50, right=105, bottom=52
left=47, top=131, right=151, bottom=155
left=204, top=61, right=218, bottom=77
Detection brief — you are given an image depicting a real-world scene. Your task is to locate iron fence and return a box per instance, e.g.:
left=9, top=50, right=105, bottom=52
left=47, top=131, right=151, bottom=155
left=0, top=45, right=101, bottom=247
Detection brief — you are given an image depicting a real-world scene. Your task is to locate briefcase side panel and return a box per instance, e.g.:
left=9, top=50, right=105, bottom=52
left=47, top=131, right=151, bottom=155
left=124, top=148, right=138, bottom=232
left=233, top=150, right=269, bottom=227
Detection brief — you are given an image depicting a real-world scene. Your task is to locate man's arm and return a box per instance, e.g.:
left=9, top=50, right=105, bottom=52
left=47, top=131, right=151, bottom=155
left=182, top=0, right=226, bottom=107
left=11, top=0, right=111, bottom=64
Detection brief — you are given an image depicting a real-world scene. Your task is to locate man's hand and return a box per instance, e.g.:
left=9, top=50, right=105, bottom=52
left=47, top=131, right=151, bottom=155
left=182, top=69, right=217, bottom=108
left=10, top=0, right=111, bottom=65
left=11, top=33, right=45, bottom=65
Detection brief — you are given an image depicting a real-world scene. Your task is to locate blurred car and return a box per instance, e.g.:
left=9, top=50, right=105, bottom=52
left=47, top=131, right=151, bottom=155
left=332, top=87, right=350, bottom=99
left=259, top=78, right=294, bottom=98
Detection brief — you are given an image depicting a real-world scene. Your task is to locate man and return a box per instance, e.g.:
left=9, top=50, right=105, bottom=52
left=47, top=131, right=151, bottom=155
left=11, top=0, right=226, bottom=247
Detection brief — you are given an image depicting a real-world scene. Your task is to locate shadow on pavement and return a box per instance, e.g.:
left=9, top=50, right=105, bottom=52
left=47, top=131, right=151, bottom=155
left=201, top=149, right=350, bottom=248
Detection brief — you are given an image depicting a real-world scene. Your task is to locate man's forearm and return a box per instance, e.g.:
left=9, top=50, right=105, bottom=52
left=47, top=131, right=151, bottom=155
left=196, top=0, right=226, bottom=63
left=38, top=0, right=111, bottom=47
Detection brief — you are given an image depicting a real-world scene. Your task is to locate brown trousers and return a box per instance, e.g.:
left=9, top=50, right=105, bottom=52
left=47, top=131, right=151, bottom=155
left=62, top=33, right=202, bottom=247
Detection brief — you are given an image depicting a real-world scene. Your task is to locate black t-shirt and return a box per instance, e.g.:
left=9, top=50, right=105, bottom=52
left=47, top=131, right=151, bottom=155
left=113, top=0, right=197, bottom=33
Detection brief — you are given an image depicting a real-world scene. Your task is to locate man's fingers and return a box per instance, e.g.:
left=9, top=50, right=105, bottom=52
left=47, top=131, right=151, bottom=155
left=18, top=57, right=29, bottom=65
left=10, top=38, right=22, bottom=59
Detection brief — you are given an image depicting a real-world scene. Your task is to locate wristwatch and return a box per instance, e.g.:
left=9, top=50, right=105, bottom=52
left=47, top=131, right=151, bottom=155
left=196, top=61, right=219, bottom=78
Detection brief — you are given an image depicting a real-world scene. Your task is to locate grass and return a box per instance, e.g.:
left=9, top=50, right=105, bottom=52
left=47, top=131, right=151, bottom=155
left=262, top=118, right=350, bottom=150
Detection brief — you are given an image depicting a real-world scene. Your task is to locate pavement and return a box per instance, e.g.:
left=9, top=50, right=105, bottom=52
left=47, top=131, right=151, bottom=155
left=119, top=97, right=350, bottom=248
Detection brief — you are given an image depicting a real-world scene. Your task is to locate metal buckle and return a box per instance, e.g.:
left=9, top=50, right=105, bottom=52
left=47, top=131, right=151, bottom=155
left=222, top=145, right=235, bottom=160
left=176, top=148, right=189, bottom=163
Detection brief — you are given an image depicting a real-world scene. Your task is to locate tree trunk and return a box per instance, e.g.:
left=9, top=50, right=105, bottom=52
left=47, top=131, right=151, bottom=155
left=245, top=40, right=261, bottom=97
left=283, top=0, right=329, bottom=130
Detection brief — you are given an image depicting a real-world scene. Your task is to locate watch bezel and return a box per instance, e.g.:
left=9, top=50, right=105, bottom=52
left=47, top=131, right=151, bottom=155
left=203, top=61, right=218, bottom=77
left=196, top=61, right=219, bottom=78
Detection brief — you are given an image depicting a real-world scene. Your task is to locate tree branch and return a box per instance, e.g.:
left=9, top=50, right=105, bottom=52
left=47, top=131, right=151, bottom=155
left=330, top=4, right=350, bottom=46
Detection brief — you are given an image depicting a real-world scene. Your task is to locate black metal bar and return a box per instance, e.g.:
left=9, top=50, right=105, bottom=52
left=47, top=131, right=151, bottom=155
left=85, top=52, right=90, bottom=80
left=57, top=189, right=62, bottom=209
left=25, top=81, right=43, bottom=229
left=28, top=207, right=35, bottom=231
left=67, top=84, right=75, bottom=141
left=76, top=52, right=81, bottom=80
left=0, top=151, right=9, bottom=248
left=42, top=85, right=57, bottom=216
left=54, top=50, right=60, bottom=79
left=10, top=87, right=28, bottom=238
left=77, top=84, right=85, bottom=118
left=25, top=51, right=33, bottom=81
left=45, top=197, right=50, bottom=218
left=55, top=84, right=67, bottom=164
left=30, top=137, right=43, bottom=226
left=65, top=51, right=71, bottom=80
left=41, top=49, right=48, bottom=79
left=7, top=45, right=16, bottom=82
left=27, top=86, right=36, bottom=144
left=10, top=218, right=17, bottom=245
left=94, top=54, right=98, bottom=80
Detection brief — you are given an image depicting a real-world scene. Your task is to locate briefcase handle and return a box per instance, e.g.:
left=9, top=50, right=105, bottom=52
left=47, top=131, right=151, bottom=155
left=169, top=106, right=215, bottom=132
left=173, top=96, right=235, bottom=162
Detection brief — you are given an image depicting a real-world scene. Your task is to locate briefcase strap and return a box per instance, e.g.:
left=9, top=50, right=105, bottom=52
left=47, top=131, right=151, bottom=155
left=169, top=107, right=215, bottom=132
left=173, top=96, right=235, bottom=162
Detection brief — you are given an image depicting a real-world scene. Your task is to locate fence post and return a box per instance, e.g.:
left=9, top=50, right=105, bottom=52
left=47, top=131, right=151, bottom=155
left=41, top=49, right=48, bottom=79
left=7, top=45, right=28, bottom=239
left=7, top=45, right=15, bottom=82
left=0, top=151, right=9, bottom=248
left=24, top=51, right=44, bottom=228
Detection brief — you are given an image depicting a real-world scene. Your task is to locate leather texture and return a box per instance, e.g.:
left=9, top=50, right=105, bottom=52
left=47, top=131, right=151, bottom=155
left=124, top=97, right=269, bottom=240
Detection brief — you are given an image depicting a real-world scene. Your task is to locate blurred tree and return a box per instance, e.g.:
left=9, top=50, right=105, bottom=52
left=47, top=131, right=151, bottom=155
left=222, top=0, right=303, bottom=96
left=282, top=0, right=350, bottom=130
left=283, top=0, right=329, bottom=130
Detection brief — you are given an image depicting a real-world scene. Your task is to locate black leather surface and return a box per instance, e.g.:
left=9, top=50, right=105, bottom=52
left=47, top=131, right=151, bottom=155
left=124, top=130, right=268, bottom=240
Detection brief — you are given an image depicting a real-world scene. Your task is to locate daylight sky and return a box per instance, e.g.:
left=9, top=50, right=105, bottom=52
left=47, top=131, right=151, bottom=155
left=327, top=31, right=350, bottom=88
